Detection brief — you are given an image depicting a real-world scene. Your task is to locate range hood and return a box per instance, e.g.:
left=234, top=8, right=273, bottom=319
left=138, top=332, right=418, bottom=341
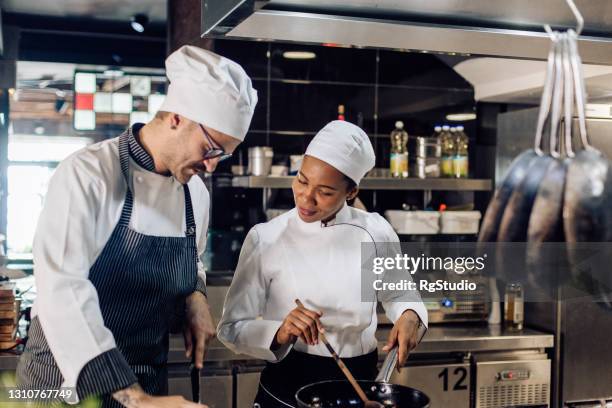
left=451, top=57, right=612, bottom=104
left=201, top=0, right=612, bottom=65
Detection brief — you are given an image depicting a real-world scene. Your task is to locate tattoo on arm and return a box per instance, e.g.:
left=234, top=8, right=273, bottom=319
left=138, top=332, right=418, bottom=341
left=112, top=383, right=144, bottom=407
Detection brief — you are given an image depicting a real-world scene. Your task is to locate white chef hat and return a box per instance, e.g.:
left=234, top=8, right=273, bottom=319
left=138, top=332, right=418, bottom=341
left=158, top=45, right=258, bottom=141
left=305, top=120, right=375, bottom=184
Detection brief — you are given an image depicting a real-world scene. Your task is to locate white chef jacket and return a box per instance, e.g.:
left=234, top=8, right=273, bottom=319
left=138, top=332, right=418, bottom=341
left=31, top=135, right=210, bottom=391
left=218, top=203, right=427, bottom=362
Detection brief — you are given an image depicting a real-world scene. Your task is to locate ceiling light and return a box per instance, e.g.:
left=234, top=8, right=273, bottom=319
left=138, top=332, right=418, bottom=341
left=446, top=113, right=477, bottom=121
left=130, top=14, right=149, bottom=33
left=282, top=51, right=316, bottom=60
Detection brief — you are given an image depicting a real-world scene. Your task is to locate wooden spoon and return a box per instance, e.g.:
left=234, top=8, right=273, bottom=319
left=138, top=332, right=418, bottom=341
left=294, top=300, right=383, bottom=408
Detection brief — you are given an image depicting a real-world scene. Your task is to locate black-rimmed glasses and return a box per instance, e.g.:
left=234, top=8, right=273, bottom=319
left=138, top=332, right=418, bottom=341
left=200, top=124, right=232, bottom=162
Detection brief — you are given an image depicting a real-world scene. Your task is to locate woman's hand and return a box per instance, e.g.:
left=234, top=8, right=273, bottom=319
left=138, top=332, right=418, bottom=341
left=382, top=310, right=421, bottom=370
left=274, top=303, right=323, bottom=347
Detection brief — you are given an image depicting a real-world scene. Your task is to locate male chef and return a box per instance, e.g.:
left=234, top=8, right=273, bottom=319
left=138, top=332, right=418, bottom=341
left=16, top=45, right=257, bottom=408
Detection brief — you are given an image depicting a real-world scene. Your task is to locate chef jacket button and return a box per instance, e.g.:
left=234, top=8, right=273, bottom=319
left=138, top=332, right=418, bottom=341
left=136, top=176, right=143, bottom=183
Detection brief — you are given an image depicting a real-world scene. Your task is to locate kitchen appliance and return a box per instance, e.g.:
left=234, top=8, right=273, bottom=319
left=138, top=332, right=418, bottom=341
left=473, top=352, right=551, bottom=408
left=248, top=147, right=274, bottom=176
left=377, top=274, right=490, bottom=325
left=201, top=1, right=612, bottom=65
left=424, top=274, right=489, bottom=324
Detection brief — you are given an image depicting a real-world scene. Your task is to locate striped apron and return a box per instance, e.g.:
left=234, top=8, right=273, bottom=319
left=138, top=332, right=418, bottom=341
left=17, top=132, right=198, bottom=406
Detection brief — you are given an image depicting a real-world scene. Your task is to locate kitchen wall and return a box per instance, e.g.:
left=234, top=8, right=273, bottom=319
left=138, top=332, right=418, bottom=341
left=202, top=39, right=484, bottom=271
left=211, top=39, right=476, bottom=177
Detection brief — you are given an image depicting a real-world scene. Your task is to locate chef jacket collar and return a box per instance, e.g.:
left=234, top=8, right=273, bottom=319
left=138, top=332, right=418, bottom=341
left=128, top=123, right=156, bottom=173
left=294, top=202, right=352, bottom=232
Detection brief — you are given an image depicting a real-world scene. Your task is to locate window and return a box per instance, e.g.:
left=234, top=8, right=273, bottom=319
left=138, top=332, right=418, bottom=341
left=6, top=61, right=166, bottom=263
left=6, top=134, right=92, bottom=260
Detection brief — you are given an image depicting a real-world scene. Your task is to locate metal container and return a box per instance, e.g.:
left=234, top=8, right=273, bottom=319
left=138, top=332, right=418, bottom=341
left=248, top=147, right=274, bottom=176
left=413, top=157, right=441, bottom=179
left=415, top=136, right=441, bottom=158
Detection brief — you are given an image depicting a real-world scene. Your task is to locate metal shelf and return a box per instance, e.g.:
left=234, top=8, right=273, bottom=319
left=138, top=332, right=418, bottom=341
left=231, top=176, right=492, bottom=191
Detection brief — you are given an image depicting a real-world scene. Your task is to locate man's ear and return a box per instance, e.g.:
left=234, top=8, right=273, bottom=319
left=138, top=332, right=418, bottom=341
left=170, top=113, right=182, bottom=130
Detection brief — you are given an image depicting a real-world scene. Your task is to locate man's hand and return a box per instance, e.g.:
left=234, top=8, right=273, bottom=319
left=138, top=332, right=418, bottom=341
left=183, top=292, right=216, bottom=369
left=382, top=310, right=421, bottom=371
left=113, top=383, right=207, bottom=407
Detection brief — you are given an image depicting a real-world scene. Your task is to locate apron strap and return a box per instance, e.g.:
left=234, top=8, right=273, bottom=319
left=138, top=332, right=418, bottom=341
left=117, top=129, right=197, bottom=238
left=118, top=132, right=134, bottom=227
left=183, top=184, right=196, bottom=237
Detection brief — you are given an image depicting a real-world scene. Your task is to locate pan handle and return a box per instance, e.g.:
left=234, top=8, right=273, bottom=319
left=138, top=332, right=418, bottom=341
left=375, top=347, right=398, bottom=383
left=376, top=323, right=427, bottom=383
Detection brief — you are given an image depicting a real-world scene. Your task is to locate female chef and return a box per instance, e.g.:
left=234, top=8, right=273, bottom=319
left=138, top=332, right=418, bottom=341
left=218, top=120, right=427, bottom=407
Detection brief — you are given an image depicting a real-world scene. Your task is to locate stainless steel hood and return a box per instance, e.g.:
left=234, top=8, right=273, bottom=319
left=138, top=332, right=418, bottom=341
left=201, top=0, right=612, bottom=65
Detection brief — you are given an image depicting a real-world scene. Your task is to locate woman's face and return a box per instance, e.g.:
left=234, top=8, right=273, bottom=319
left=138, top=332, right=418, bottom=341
left=292, top=155, right=358, bottom=223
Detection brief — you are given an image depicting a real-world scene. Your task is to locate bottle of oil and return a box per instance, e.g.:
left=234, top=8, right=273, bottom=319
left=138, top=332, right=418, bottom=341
left=440, top=125, right=454, bottom=178
left=504, top=282, right=524, bottom=331
left=337, top=104, right=345, bottom=121
left=453, top=125, right=469, bottom=178
left=390, top=121, right=409, bottom=178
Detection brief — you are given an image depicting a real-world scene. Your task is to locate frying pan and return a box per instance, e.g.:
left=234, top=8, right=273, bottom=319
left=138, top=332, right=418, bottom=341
left=477, top=34, right=559, bottom=243
left=295, top=349, right=430, bottom=408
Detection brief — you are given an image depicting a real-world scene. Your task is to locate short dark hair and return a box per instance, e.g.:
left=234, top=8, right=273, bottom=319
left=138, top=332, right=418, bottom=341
left=343, top=175, right=357, bottom=191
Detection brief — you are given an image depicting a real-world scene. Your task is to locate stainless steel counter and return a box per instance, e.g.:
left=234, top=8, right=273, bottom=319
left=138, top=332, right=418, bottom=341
left=0, top=325, right=553, bottom=371
left=171, top=325, right=553, bottom=364
left=404, top=325, right=553, bottom=354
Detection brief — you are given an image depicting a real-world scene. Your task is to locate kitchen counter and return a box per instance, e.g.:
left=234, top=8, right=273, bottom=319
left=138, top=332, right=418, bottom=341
left=170, top=324, right=553, bottom=364
left=0, top=325, right=553, bottom=371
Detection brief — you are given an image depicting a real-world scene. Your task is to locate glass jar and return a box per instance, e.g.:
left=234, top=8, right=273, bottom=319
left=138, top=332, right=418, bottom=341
left=504, top=282, right=524, bottom=331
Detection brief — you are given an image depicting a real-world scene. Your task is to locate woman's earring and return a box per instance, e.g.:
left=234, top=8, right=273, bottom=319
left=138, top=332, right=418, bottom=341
left=170, top=125, right=177, bottom=130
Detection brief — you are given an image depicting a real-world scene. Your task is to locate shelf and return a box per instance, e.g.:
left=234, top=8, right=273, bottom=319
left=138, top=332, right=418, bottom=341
left=248, top=130, right=410, bottom=139
left=231, top=176, right=492, bottom=191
